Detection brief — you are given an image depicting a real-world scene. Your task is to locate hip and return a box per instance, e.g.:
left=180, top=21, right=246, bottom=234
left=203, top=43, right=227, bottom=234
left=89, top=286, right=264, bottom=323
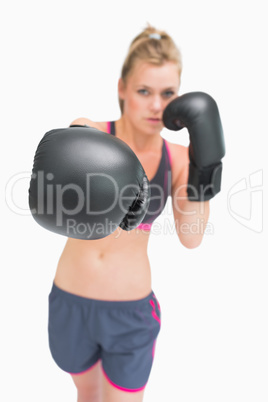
left=54, top=252, right=152, bottom=301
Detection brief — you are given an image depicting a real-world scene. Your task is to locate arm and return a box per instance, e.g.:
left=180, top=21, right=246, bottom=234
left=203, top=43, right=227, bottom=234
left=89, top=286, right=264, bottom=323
left=70, top=117, right=98, bottom=128
left=163, top=92, right=225, bottom=248
left=171, top=146, right=210, bottom=248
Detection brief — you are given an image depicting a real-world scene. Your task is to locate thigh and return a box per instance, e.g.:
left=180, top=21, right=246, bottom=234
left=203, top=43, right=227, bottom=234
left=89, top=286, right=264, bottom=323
left=102, top=373, right=145, bottom=402
left=71, top=360, right=102, bottom=394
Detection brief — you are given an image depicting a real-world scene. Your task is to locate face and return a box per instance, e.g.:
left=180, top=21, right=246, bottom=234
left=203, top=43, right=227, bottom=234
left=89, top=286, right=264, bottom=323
left=118, top=61, right=180, bottom=135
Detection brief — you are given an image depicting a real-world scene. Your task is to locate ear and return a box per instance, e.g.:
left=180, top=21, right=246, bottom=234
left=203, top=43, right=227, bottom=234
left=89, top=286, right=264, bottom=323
left=118, top=78, right=126, bottom=100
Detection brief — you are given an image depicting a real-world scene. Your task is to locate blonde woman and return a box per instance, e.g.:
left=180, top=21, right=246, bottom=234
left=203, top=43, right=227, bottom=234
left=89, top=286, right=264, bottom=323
left=47, top=25, right=224, bottom=402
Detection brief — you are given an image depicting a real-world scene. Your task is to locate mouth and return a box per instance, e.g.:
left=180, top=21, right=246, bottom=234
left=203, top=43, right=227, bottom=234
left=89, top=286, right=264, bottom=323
left=146, top=117, right=162, bottom=124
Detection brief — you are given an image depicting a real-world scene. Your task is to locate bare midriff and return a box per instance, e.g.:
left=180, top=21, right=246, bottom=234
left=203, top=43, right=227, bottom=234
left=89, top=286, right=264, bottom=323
left=54, top=227, right=152, bottom=301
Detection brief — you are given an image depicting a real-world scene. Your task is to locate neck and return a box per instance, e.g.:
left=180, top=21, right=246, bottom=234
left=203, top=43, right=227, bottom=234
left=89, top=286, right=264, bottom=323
left=116, top=115, right=162, bottom=153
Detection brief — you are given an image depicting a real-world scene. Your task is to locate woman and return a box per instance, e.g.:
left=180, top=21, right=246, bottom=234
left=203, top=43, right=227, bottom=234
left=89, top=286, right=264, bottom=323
left=49, top=25, right=210, bottom=402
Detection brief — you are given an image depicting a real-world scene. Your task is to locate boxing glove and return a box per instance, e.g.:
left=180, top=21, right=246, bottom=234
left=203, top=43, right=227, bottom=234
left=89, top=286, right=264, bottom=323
left=163, top=92, right=225, bottom=201
left=28, top=126, right=150, bottom=239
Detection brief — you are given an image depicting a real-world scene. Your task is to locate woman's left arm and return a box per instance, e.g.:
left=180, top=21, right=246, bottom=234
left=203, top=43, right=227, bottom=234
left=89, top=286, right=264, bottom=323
left=171, top=145, right=210, bottom=249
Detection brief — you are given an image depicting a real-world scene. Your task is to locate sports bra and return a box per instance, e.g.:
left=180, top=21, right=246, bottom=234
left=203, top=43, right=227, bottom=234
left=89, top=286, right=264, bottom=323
left=107, top=121, right=172, bottom=231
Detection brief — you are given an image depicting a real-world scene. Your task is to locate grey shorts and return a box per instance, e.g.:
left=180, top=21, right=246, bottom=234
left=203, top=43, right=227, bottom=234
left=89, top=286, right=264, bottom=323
left=48, top=283, right=161, bottom=392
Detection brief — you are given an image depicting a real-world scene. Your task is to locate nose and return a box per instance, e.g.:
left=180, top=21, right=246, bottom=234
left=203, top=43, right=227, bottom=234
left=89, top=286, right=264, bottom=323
left=149, top=95, right=163, bottom=113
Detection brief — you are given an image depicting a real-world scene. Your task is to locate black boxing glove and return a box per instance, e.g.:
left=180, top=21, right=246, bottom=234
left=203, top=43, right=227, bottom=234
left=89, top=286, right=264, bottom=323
left=28, top=126, right=150, bottom=239
left=163, top=92, right=225, bottom=201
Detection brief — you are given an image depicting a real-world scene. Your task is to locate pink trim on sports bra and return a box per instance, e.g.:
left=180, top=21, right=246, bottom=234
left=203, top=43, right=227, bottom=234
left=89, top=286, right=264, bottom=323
left=164, top=139, right=172, bottom=168
left=136, top=222, right=152, bottom=231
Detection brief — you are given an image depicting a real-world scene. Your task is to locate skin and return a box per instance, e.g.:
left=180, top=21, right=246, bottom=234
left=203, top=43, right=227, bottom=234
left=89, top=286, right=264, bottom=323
left=53, top=61, right=210, bottom=402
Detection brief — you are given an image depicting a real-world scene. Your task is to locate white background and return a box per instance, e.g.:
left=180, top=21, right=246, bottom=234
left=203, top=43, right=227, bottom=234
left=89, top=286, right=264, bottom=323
left=1, top=0, right=267, bottom=401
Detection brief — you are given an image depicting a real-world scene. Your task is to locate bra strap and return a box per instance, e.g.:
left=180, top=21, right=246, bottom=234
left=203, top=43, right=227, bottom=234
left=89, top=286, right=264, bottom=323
left=107, top=121, right=116, bottom=135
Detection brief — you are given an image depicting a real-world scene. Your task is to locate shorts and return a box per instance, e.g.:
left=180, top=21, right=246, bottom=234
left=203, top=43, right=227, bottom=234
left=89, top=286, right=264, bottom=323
left=48, top=283, right=161, bottom=392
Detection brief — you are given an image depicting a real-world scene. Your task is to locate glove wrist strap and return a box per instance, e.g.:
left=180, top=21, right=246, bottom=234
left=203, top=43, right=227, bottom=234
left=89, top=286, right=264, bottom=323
left=187, top=162, right=223, bottom=201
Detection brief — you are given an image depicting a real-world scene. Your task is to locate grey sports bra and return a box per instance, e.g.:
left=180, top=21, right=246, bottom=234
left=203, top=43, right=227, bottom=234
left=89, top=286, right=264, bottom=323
left=107, top=121, right=172, bottom=231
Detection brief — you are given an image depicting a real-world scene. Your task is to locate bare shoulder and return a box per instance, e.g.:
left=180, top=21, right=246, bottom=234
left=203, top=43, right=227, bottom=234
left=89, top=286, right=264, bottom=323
left=165, top=140, right=189, bottom=185
left=70, top=117, right=108, bottom=132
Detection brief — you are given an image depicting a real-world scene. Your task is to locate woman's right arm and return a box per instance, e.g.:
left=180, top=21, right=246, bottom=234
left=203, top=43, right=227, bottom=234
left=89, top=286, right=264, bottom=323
left=70, top=117, right=106, bottom=132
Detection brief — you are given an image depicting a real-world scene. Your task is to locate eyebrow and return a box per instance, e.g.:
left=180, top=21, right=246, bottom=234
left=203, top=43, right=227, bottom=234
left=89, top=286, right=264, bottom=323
left=136, top=85, right=177, bottom=91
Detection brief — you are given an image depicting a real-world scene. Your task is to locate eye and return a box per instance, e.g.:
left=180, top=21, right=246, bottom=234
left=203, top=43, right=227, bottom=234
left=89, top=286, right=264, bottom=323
left=138, top=89, right=150, bottom=96
left=162, top=90, right=175, bottom=99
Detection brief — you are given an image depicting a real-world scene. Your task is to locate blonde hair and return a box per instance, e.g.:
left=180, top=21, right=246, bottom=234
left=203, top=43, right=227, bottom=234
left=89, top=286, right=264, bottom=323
left=119, top=24, right=182, bottom=113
